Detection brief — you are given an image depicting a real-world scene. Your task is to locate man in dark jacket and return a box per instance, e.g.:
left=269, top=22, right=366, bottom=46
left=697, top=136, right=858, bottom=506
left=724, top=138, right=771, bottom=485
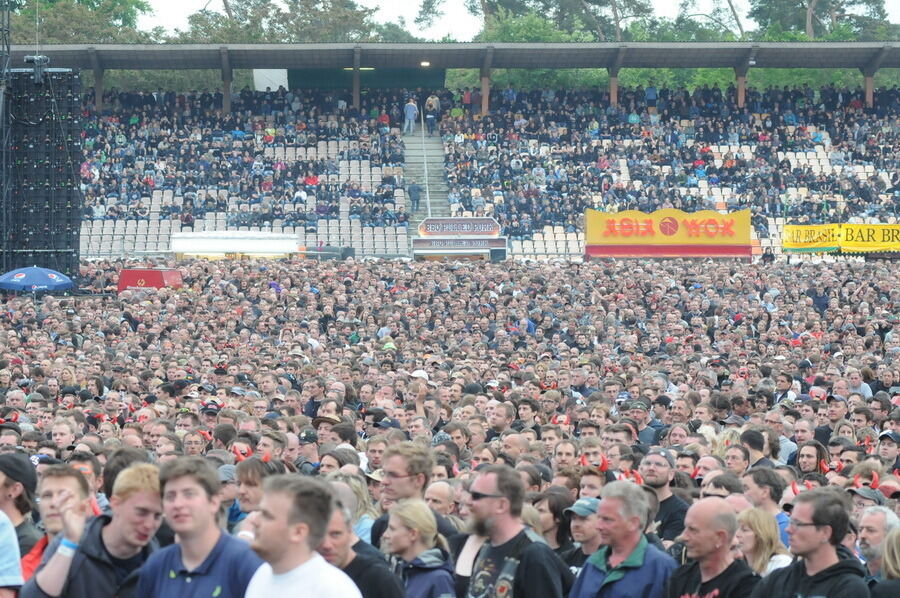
left=750, top=488, right=869, bottom=598
left=21, top=463, right=162, bottom=598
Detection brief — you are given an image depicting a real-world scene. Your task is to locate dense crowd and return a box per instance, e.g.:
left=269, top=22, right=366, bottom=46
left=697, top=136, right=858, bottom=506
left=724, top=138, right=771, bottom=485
left=434, top=84, right=900, bottom=238
left=79, top=88, right=407, bottom=230
left=80, top=84, right=900, bottom=241
left=0, top=254, right=898, bottom=598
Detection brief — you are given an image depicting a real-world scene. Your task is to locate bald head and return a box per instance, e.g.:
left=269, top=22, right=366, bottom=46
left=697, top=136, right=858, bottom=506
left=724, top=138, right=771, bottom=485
left=501, top=433, right=529, bottom=458
left=681, top=497, right=739, bottom=562
left=697, top=497, right=739, bottom=539
left=724, top=493, right=752, bottom=516
left=329, top=480, right=357, bottom=522
left=424, top=480, right=455, bottom=516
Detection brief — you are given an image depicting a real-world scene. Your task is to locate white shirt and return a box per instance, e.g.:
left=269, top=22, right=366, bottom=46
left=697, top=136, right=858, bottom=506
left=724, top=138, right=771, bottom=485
left=244, top=553, right=361, bottom=598
left=764, top=553, right=794, bottom=576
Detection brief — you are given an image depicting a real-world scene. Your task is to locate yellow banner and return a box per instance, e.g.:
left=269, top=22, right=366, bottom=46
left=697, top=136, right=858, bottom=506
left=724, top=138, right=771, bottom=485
left=840, top=224, right=900, bottom=253
left=782, top=225, right=841, bottom=253
left=585, top=208, right=751, bottom=246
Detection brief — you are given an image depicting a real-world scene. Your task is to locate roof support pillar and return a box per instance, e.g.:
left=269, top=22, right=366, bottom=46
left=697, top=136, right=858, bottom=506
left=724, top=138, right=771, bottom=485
left=734, top=68, right=747, bottom=109
left=88, top=47, right=103, bottom=113
left=607, top=45, right=625, bottom=108
left=864, top=75, right=874, bottom=109
left=480, top=67, right=491, bottom=116
left=479, top=47, right=493, bottom=116
left=608, top=69, right=619, bottom=107
left=859, top=45, right=889, bottom=110
left=222, top=76, right=232, bottom=114
left=352, top=47, right=361, bottom=109
left=220, top=47, right=232, bottom=114
left=93, top=68, right=104, bottom=113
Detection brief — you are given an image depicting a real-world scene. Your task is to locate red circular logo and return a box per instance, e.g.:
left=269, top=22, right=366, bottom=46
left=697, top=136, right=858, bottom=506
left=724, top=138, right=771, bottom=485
left=13, top=273, right=26, bottom=280
left=659, top=217, right=679, bottom=236
left=48, top=273, right=58, bottom=279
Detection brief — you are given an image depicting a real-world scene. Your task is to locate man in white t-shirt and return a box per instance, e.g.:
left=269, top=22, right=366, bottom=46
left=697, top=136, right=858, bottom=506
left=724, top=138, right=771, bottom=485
left=244, top=475, right=361, bottom=598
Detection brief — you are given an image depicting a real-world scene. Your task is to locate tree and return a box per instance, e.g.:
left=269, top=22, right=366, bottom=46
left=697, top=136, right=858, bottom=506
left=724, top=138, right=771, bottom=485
left=11, top=0, right=154, bottom=44
left=415, top=0, right=533, bottom=29
left=447, top=10, right=606, bottom=89
left=173, top=0, right=377, bottom=43
left=677, top=0, right=746, bottom=39
left=374, top=19, right=424, bottom=42
left=13, top=0, right=151, bottom=30
left=270, top=0, right=376, bottom=42
left=748, top=0, right=889, bottom=39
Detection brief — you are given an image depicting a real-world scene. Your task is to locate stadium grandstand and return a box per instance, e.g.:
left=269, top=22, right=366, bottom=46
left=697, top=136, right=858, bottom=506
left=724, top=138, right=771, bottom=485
left=7, top=42, right=900, bottom=261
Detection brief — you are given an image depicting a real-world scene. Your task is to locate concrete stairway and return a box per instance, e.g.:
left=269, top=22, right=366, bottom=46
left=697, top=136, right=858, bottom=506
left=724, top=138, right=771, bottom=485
left=403, top=132, right=449, bottom=232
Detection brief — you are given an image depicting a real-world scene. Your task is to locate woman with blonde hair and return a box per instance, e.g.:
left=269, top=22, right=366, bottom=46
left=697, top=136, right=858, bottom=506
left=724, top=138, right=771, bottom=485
left=715, top=428, right=743, bottom=458
left=382, top=499, right=455, bottom=598
left=736, top=508, right=792, bottom=576
left=873, top=527, right=900, bottom=596
left=831, top=419, right=856, bottom=443
left=327, top=471, right=380, bottom=542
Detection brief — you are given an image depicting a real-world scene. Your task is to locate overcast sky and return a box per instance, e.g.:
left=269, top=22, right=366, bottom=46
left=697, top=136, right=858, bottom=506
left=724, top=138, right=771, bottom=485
left=137, top=0, right=899, bottom=41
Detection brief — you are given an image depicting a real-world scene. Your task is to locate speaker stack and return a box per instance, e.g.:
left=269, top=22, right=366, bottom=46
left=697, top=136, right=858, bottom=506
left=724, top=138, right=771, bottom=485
left=2, top=68, right=82, bottom=277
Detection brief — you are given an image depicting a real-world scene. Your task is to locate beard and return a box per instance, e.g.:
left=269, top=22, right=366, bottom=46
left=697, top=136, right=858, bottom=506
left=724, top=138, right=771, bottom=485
left=859, top=542, right=882, bottom=562
left=469, top=514, right=493, bottom=537
left=642, top=476, right=667, bottom=489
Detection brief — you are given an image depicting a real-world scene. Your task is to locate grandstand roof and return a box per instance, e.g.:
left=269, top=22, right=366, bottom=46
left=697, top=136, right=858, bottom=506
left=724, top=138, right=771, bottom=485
left=8, top=42, right=899, bottom=74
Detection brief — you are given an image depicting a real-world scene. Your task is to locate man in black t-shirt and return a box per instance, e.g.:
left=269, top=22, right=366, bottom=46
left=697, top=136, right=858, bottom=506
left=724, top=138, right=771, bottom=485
left=319, top=504, right=404, bottom=598
left=665, top=497, right=759, bottom=598
left=466, top=464, right=572, bottom=598
left=561, top=497, right=602, bottom=577
left=639, top=448, right=689, bottom=547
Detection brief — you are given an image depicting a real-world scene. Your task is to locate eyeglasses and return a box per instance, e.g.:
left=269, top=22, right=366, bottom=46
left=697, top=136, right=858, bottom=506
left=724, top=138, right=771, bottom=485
left=470, top=491, right=504, bottom=501
left=788, top=518, right=820, bottom=528
left=383, top=471, right=416, bottom=481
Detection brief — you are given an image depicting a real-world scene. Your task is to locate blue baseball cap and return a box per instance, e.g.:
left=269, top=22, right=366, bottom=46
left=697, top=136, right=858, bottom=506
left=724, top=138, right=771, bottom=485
left=565, top=497, right=600, bottom=517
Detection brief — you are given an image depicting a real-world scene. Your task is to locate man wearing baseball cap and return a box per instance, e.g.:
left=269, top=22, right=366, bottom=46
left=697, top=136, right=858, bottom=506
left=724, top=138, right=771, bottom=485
left=877, top=431, right=899, bottom=470
left=562, top=498, right=602, bottom=575
left=625, top=401, right=660, bottom=445
left=0, top=452, right=41, bottom=555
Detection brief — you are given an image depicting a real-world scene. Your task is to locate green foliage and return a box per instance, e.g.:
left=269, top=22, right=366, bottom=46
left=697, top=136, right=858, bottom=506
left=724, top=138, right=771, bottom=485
left=170, top=0, right=376, bottom=43
left=459, top=10, right=606, bottom=89
left=748, top=0, right=889, bottom=40
left=374, top=19, right=424, bottom=42
left=13, top=0, right=151, bottom=30
left=9, top=0, right=900, bottom=93
left=415, top=0, right=532, bottom=28
left=11, top=0, right=153, bottom=44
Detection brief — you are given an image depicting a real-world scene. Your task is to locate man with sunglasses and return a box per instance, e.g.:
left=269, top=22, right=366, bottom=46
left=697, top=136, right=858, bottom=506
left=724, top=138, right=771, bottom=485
left=750, top=488, right=868, bottom=598
left=467, top=464, right=571, bottom=598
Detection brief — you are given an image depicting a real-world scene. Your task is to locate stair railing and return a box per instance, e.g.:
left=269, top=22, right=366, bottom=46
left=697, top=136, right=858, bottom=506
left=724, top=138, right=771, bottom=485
left=418, top=105, right=433, bottom=218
